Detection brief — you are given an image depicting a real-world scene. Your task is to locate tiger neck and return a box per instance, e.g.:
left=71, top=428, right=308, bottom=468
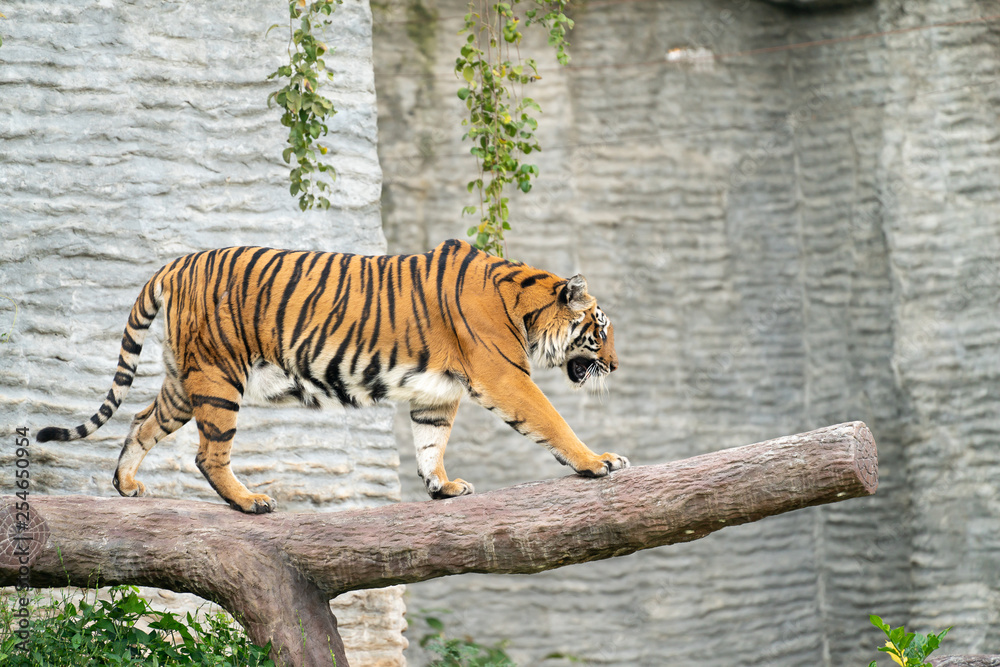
left=495, top=270, right=566, bottom=351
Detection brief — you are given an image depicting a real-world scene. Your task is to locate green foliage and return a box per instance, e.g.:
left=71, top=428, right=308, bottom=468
left=456, top=1, right=573, bottom=256
left=418, top=611, right=515, bottom=667
left=416, top=611, right=579, bottom=666
left=267, top=0, right=342, bottom=212
left=868, top=614, right=951, bottom=667
left=0, top=585, right=274, bottom=666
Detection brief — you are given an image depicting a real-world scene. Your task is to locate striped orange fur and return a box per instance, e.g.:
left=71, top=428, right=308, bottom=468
left=37, top=240, right=627, bottom=513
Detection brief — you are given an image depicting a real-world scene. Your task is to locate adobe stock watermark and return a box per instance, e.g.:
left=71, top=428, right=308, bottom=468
left=893, top=254, right=1000, bottom=369
left=590, top=576, right=679, bottom=663
left=665, top=0, right=754, bottom=73
left=716, top=85, right=831, bottom=196
left=517, top=111, right=632, bottom=225
left=2, top=427, right=47, bottom=653
left=684, top=286, right=800, bottom=398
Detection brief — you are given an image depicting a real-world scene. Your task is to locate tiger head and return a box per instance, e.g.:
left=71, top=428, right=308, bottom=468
left=530, top=274, right=618, bottom=388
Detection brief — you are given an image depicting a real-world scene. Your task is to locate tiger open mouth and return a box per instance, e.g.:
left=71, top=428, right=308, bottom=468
left=567, top=357, right=596, bottom=384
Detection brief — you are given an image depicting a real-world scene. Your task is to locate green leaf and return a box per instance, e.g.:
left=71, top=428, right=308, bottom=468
left=463, top=65, right=475, bottom=82
left=457, top=87, right=471, bottom=100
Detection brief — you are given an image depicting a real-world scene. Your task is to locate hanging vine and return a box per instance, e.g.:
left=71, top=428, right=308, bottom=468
left=266, top=0, right=574, bottom=253
left=456, top=0, right=573, bottom=256
left=267, top=0, right=342, bottom=211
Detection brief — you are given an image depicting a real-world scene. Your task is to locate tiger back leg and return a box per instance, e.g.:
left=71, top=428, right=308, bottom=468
left=114, top=374, right=192, bottom=497
left=409, top=399, right=474, bottom=499
left=184, top=367, right=276, bottom=514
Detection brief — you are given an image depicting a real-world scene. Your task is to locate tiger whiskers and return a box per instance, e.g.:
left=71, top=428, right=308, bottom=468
left=586, top=365, right=611, bottom=400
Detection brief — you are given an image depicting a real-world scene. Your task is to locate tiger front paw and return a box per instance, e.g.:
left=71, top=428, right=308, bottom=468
left=230, top=493, right=277, bottom=514
left=573, top=452, right=631, bottom=478
left=426, top=476, right=475, bottom=500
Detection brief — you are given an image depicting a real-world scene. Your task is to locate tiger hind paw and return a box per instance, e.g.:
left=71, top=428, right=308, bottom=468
left=427, top=477, right=475, bottom=499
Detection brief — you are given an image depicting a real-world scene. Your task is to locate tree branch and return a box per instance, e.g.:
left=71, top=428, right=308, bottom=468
left=0, top=421, right=878, bottom=665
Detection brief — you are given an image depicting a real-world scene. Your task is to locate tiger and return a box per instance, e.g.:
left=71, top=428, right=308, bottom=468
left=37, top=239, right=628, bottom=514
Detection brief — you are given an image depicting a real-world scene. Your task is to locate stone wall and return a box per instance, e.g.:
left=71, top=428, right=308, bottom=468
left=373, top=0, right=1000, bottom=664
left=0, top=1, right=405, bottom=664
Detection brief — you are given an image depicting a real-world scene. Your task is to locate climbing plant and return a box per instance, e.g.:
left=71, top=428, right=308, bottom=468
left=457, top=0, right=573, bottom=256
left=268, top=0, right=574, bottom=256
left=267, top=0, right=342, bottom=211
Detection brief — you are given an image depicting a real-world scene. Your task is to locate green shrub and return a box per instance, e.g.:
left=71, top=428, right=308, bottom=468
left=0, top=585, right=274, bottom=666
left=418, top=611, right=515, bottom=667
left=415, top=611, right=579, bottom=667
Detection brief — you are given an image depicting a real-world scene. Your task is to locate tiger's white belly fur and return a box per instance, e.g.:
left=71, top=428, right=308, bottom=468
left=243, top=360, right=465, bottom=409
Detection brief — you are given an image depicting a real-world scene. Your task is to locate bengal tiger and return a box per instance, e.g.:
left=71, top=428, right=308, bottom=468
left=37, top=239, right=628, bottom=513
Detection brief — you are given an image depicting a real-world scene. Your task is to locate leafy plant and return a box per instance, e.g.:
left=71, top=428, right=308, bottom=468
left=267, top=0, right=342, bottom=211
left=456, top=0, right=573, bottom=256
left=868, top=614, right=951, bottom=667
left=419, top=611, right=515, bottom=667
left=416, top=611, right=579, bottom=666
left=0, top=585, right=274, bottom=665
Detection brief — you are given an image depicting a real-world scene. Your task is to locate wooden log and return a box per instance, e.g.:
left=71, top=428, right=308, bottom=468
left=932, top=658, right=1000, bottom=666
left=0, top=421, right=877, bottom=665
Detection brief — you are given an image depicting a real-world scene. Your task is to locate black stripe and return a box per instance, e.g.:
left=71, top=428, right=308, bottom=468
left=452, top=246, right=480, bottom=344
left=196, top=421, right=237, bottom=442
left=121, top=329, right=143, bottom=355
left=385, top=261, right=397, bottom=329
left=400, top=347, right=431, bottom=387
left=410, top=415, right=451, bottom=427
left=291, top=252, right=336, bottom=348
left=275, top=252, right=310, bottom=357
left=162, top=384, right=192, bottom=414
left=362, top=353, right=387, bottom=402
left=117, top=355, right=137, bottom=374
left=505, top=418, right=526, bottom=432
left=409, top=255, right=431, bottom=326
left=36, top=427, right=68, bottom=443
left=106, top=388, right=121, bottom=408
left=190, top=394, right=241, bottom=412
left=325, top=322, right=358, bottom=406
left=519, top=273, right=549, bottom=288
left=219, top=373, right=245, bottom=397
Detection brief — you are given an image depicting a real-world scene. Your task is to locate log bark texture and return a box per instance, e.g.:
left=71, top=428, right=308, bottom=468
left=932, top=658, right=1000, bottom=666
left=0, top=421, right=877, bottom=665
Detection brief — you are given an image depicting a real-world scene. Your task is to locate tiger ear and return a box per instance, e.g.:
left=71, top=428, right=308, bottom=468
left=563, top=274, right=594, bottom=311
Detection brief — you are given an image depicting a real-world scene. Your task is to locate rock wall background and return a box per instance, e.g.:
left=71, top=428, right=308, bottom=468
left=0, top=1, right=405, bottom=664
left=372, top=0, right=1000, bottom=664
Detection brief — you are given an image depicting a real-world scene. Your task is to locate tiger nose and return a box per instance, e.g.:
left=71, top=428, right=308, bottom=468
left=609, top=356, right=619, bottom=372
